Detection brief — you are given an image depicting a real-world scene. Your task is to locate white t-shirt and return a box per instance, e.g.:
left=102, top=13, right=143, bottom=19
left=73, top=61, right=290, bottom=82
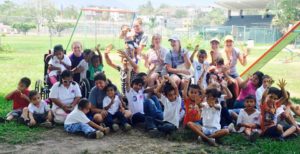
left=28, top=100, right=50, bottom=114
left=103, top=96, right=121, bottom=115
left=49, top=82, right=82, bottom=110
left=236, top=109, right=260, bottom=132
left=160, top=95, right=181, bottom=128
left=77, top=59, right=89, bottom=82
left=201, top=102, right=222, bottom=130
left=48, top=55, right=72, bottom=77
left=64, top=108, right=90, bottom=125
left=255, top=85, right=266, bottom=110
left=125, top=88, right=144, bottom=115
left=192, top=61, right=210, bottom=88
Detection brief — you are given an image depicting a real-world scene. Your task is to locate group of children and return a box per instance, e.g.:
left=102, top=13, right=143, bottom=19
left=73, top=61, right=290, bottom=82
left=3, top=31, right=300, bottom=146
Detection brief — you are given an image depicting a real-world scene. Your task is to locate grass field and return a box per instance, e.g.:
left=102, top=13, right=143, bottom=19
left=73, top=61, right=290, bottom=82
left=0, top=35, right=300, bottom=153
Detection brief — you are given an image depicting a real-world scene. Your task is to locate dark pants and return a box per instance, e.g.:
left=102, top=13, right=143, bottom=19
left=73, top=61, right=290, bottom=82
left=131, top=112, right=145, bottom=125
left=104, top=111, right=128, bottom=128
left=144, top=96, right=163, bottom=130
left=157, top=121, right=177, bottom=134
left=220, top=101, right=233, bottom=128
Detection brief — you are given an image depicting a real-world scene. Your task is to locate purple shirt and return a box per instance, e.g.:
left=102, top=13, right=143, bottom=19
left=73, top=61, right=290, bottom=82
left=69, top=53, right=83, bottom=83
left=237, top=80, right=256, bottom=101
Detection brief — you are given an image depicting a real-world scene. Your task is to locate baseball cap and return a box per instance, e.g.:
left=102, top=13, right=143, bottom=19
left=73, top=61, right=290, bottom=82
left=224, top=35, right=234, bottom=42
left=210, top=38, right=220, bottom=43
left=168, top=35, right=180, bottom=41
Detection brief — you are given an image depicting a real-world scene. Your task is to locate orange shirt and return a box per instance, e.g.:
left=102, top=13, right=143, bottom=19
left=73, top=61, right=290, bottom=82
left=183, top=98, right=201, bottom=126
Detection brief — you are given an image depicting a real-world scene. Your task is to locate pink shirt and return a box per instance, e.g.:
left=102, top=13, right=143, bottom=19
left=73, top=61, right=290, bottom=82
left=237, top=80, right=256, bottom=101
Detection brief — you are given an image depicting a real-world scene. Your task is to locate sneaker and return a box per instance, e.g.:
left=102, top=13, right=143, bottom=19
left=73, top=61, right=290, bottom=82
left=228, top=123, right=236, bottom=133
left=95, top=131, right=104, bottom=139
left=249, top=131, right=259, bottom=142
left=40, top=121, right=54, bottom=128
left=278, top=136, right=285, bottom=142
left=124, top=123, right=132, bottom=131
left=207, top=138, right=218, bottom=147
left=197, top=136, right=204, bottom=143
left=103, top=127, right=110, bottom=134
left=112, top=124, right=120, bottom=132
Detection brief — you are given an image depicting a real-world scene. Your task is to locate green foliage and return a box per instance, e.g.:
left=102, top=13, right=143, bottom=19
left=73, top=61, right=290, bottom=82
left=138, top=1, right=155, bottom=15
left=269, top=0, right=300, bottom=31
left=174, top=9, right=188, bottom=18
left=12, top=23, right=36, bottom=35
left=193, top=8, right=226, bottom=27
left=61, top=5, right=79, bottom=19
left=54, top=23, right=75, bottom=37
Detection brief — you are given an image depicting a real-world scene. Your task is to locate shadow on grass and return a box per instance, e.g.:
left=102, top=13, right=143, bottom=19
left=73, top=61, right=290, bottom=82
left=0, top=94, right=44, bottom=144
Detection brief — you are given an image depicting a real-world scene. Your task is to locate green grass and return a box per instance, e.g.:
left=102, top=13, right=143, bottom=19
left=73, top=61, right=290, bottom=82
left=0, top=35, right=300, bottom=153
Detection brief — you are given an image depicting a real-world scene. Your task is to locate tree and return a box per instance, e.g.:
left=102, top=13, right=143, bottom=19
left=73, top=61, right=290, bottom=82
left=147, top=16, right=158, bottom=33
left=61, top=5, right=79, bottom=19
left=55, top=23, right=74, bottom=36
left=174, top=9, right=188, bottom=18
left=138, top=1, right=154, bottom=15
left=192, top=8, right=226, bottom=27
left=269, top=0, right=300, bottom=32
left=12, top=23, right=36, bottom=35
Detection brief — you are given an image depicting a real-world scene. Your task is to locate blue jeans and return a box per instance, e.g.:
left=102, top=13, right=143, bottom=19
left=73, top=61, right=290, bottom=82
left=131, top=112, right=145, bottom=125
left=144, top=96, right=163, bottom=130
left=64, top=123, right=95, bottom=135
left=104, top=111, right=128, bottom=128
left=157, top=121, right=177, bottom=134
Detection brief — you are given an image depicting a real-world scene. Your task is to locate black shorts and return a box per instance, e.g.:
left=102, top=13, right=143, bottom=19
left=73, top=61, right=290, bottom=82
left=32, top=112, right=48, bottom=123
left=263, top=124, right=291, bottom=138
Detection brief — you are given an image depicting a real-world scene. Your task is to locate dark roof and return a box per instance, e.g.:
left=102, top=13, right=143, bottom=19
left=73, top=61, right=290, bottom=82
left=223, top=15, right=274, bottom=27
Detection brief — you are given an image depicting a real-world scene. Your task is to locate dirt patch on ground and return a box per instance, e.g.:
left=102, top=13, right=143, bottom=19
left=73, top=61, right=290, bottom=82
left=0, top=127, right=219, bottom=154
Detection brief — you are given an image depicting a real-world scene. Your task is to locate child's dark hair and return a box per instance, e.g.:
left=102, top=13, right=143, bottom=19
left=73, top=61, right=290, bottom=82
left=189, top=84, right=200, bottom=91
left=268, top=87, right=282, bottom=99
left=216, top=57, right=224, bottom=65
left=245, top=95, right=256, bottom=101
left=198, top=49, right=207, bottom=56
left=131, top=77, right=144, bottom=87
left=78, top=98, right=90, bottom=110
left=59, top=70, right=75, bottom=86
left=263, top=74, right=271, bottom=80
left=104, top=83, right=117, bottom=93
left=136, top=72, right=147, bottom=79
left=206, top=72, right=221, bottom=85
left=206, top=88, right=222, bottom=98
left=163, top=82, right=175, bottom=95
left=28, top=90, right=39, bottom=100
left=53, top=44, right=64, bottom=53
left=91, top=54, right=103, bottom=65
left=20, top=77, right=31, bottom=87
left=83, top=49, right=92, bottom=57
left=94, top=72, right=106, bottom=82
left=253, top=71, right=264, bottom=87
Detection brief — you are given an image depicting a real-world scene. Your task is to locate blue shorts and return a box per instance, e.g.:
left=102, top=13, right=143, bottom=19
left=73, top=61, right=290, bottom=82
left=202, top=127, right=218, bottom=136
left=194, top=120, right=203, bottom=126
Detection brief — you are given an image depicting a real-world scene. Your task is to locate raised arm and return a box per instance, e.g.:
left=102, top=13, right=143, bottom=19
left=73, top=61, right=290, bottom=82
left=154, top=78, right=166, bottom=98
left=104, top=44, right=119, bottom=70
left=125, top=68, right=131, bottom=93
left=276, top=79, right=288, bottom=105
left=183, top=79, right=190, bottom=100
left=118, top=50, right=139, bottom=72
left=238, top=47, right=248, bottom=66
left=190, top=45, right=199, bottom=63
left=221, top=80, right=233, bottom=100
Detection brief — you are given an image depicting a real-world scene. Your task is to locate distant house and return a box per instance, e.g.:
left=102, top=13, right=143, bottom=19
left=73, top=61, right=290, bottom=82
left=0, top=23, right=15, bottom=34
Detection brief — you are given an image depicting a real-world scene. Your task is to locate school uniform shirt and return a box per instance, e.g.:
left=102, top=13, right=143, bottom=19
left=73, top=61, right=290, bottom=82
left=103, top=96, right=121, bottom=115
left=160, top=95, right=182, bottom=128
left=183, top=98, right=202, bottom=126
left=77, top=59, right=89, bottom=82
left=255, top=85, right=266, bottom=110
left=192, top=61, right=210, bottom=88
left=64, top=107, right=90, bottom=125
left=125, top=88, right=145, bottom=115
left=28, top=100, right=50, bottom=114
left=48, top=55, right=72, bottom=77
left=6, top=89, right=30, bottom=110
left=236, top=109, right=260, bottom=132
left=49, top=82, right=82, bottom=110
left=201, top=102, right=222, bottom=130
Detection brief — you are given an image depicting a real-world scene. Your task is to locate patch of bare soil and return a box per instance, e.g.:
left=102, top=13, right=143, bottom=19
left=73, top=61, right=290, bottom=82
left=0, top=127, right=216, bottom=154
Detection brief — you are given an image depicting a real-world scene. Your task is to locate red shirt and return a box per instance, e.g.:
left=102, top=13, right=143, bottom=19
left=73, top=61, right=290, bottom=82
left=183, top=98, right=201, bottom=126
left=7, top=89, right=30, bottom=110
left=260, top=101, right=281, bottom=132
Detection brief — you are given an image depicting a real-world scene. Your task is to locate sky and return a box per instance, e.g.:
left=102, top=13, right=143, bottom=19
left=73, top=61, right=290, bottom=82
left=0, top=0, right=217, bottom=10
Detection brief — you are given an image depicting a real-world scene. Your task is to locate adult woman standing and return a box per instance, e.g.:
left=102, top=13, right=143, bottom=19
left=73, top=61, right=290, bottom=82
left=69, top=41, right=84, bottom=83
left=133, top=18, right=148, bottom=62
left=143, top=34, right=167, bottom=86
left=209, top=38, right=222, bottom=65
left=223, top=35, right=248, bottom=84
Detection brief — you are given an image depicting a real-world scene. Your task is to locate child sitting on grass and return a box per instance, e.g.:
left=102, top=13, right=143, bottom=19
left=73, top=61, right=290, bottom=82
left=20, top=90, right=53, bottom=127
left=5, top=77, right=31, bottom=121
left=48, top=45, right=71, bottom=85
left=103, top=83, right=132, bottom=131
left=72, top=49, right=92, bottom=82
left=260, top=79, right=297, bottom=141
left=64, top=98, right=109, bottom=139
left=235, top=95, right=261, bottom=142
left=187, top=88, right=229, bottom=146
left=153, top=75, right=182, bottom=134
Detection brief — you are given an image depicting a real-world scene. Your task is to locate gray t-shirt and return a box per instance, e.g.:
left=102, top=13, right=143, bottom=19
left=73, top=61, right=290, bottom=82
left=88, top=84, right=121, bottom=109
left=164, top=48, right=188, bottom=68
left=228, top=47, right=240, bottom=77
